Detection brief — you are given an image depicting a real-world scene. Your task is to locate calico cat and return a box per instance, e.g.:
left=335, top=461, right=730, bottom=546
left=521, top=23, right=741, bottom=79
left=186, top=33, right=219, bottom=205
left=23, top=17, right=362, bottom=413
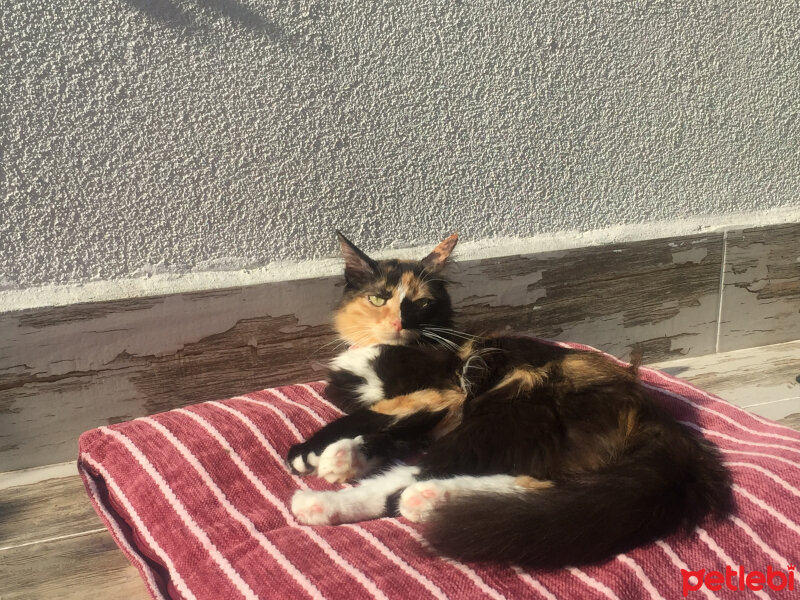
left=287, top=232, right=732, bottom=568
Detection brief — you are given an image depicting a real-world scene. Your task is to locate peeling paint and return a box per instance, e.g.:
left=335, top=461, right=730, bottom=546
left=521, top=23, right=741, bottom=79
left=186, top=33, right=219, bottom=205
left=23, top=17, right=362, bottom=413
left=672, top=248, right=709, bottom=265
left=719, top=223, right=800, bottom=351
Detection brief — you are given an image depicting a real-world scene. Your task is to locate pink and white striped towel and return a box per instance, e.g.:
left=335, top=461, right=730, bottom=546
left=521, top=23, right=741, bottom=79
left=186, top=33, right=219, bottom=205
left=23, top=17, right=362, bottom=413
left=79, top=342, right=800, bottom=600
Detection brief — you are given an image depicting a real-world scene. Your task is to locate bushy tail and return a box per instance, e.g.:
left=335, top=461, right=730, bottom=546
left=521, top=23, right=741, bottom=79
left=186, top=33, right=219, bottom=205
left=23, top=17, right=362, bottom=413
left=423, top=435, right=732, bottom=568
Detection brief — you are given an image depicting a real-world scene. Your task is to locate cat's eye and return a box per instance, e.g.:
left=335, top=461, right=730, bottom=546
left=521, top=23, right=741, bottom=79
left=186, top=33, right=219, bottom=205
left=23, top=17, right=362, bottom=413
left=367, top=295, right=386, bottom=307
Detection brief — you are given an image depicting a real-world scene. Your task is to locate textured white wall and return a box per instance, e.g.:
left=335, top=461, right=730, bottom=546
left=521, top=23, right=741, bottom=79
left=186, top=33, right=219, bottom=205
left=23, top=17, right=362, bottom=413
left=2, top=0, right=799, bottom=288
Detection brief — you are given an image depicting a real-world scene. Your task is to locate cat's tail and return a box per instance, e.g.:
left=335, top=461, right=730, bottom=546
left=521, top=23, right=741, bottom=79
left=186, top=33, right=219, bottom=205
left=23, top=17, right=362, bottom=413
left=422, top=429, right=732, bottom=568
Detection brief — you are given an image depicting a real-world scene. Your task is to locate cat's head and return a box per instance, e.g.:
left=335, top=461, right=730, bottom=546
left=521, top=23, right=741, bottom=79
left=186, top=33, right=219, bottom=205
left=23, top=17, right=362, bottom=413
left=333, top=232, right=458, bottom=348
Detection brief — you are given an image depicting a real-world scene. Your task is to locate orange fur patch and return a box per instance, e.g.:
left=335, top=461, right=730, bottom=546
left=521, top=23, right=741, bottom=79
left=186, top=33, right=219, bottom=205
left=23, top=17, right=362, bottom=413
left=400, top=272, right=430, bottom=301
left=457, top=339, right=476, bottom=361
left=371, top=388, right=466, bottom=438
left=620, top=407, right=639, bottom=440
left=334, top=297, right=396, bottom=346
left=371, top=388, right=465, bottom=416
left=494, top=366, right=548, bottom=392
left=561, top=354, right=635, bottom=389
left=514, top=476, right=553, bottom=490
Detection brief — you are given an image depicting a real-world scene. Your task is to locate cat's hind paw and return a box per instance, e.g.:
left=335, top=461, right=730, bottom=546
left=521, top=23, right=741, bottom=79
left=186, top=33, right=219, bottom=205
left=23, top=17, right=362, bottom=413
left=398, top=480, right=452, bottom=523
left=317, top=436, right=373, bottom=483
left=291, top=490, right=339, bottom=526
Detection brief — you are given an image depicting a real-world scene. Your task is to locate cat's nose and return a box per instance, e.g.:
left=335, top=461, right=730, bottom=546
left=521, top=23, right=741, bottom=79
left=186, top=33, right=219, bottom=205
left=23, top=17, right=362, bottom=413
left=390, top=319, right=403, bottom=332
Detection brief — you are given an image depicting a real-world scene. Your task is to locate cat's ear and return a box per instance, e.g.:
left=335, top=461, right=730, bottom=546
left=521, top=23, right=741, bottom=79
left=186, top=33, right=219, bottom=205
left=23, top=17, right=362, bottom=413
left=336, top=231, right=378, bottom=284
left=421, top=233, right=458, bottom=271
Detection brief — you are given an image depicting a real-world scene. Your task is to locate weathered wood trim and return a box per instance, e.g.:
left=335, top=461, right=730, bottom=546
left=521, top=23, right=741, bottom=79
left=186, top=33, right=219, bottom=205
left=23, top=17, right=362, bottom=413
left=450, top=233, right=723, bottom=361
left=2, top=224, right=798, bottom=471
left=1, top=277, right=343, bottom=470
left=717, top=223, right=800, bottom=352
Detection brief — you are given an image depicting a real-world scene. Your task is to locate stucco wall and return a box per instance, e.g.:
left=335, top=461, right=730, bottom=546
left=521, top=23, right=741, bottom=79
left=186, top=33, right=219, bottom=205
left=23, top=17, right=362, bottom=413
left=2, top=0, right=799, bottom=288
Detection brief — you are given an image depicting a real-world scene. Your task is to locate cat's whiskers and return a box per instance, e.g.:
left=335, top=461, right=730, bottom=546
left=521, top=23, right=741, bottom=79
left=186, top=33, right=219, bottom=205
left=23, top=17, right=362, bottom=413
left=421, top=330, right=460, bottom=353
left=418, top=268, right=452, bottom=288
left=459, top=354, right=485, bottom=395
left=423, top=326, right=481, bottom=341
left=310, top=339, right=346, bottom=359
left=314, top=337, right=352, bottom=354
left=312, top=328, right=377, bottom=357
left=420, top=274, right=449, bottom=286
left=345, top=330, right=381, bottom=349
left=423, top=335, right=455, bottom=353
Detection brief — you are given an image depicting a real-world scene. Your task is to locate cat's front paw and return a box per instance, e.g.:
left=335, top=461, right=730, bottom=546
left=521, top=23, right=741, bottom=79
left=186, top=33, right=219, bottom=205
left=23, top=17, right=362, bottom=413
left=287, top=442, right=321, bottom=476
left=317, top=436, right=372, bottom=483
left=398, top=480, right=452, bottom=523
left=291, top=490, right=339, bottom=526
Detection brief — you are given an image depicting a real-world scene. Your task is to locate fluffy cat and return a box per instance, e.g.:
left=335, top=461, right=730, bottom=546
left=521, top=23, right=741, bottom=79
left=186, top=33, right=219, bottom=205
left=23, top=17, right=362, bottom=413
left=287, top=232, right=732, bottom=568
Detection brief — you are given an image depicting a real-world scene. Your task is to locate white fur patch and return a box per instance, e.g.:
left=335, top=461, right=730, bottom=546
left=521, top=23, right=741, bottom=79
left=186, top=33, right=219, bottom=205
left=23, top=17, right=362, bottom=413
left=292, top=451, right=319, bottom=474
left=291, top=464, right=419, bottom=525
left=395, top=282, right=408, bottom=305
left=330, top=346, right=384, bottom=405
left=292, top=455, right=308, bottom=474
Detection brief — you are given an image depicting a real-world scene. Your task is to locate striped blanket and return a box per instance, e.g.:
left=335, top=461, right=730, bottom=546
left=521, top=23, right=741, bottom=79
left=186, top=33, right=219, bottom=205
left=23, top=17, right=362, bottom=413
left=79, top=342, right=800, bottom=600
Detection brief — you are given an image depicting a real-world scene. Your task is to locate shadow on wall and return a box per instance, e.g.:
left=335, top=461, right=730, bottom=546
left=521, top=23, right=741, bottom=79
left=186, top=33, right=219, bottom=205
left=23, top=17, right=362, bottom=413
left=122, top=0, right=285, bottom=38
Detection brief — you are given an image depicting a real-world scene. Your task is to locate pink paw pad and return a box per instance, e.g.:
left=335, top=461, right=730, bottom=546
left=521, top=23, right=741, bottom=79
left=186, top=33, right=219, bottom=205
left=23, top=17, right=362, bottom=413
left=398, top=483, right=451, bottom=523
left=334, top=449, right=350, bottom=466
left=297, top=503, right=324, bottom=518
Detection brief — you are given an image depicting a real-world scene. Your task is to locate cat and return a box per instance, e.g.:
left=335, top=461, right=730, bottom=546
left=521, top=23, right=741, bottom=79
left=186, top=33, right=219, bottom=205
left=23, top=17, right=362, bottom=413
left=287, top=232, right=733, bottom=568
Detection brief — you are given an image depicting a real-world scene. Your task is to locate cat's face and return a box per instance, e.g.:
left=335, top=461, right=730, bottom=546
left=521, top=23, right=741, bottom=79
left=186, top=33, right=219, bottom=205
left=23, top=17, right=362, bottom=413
left=333, top=232, right=458, bottom=347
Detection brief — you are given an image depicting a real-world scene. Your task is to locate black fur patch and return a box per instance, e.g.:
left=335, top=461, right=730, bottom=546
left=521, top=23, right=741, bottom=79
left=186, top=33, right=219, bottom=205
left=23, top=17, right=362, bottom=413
left=373, top=345, right=462, bottom=398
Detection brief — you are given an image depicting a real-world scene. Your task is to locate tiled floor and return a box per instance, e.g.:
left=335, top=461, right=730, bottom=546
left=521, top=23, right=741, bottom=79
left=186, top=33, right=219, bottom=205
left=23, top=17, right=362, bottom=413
left=650, top=339, right=800, bottom=421
left=1, top=340, right=799, bottom=600
left=0, top=475, right=151, bottom=599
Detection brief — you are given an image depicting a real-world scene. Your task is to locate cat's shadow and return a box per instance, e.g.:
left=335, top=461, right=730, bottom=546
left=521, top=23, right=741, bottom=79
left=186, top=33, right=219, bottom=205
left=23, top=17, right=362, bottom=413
left=657, top=366, right=690, bottom=377
left=122, top=0, right=284, bottom=39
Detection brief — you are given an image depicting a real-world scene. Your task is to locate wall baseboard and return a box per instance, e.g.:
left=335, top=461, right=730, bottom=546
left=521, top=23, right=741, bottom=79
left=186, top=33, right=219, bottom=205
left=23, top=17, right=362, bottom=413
left=1, top=222, right=798, bottom=471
